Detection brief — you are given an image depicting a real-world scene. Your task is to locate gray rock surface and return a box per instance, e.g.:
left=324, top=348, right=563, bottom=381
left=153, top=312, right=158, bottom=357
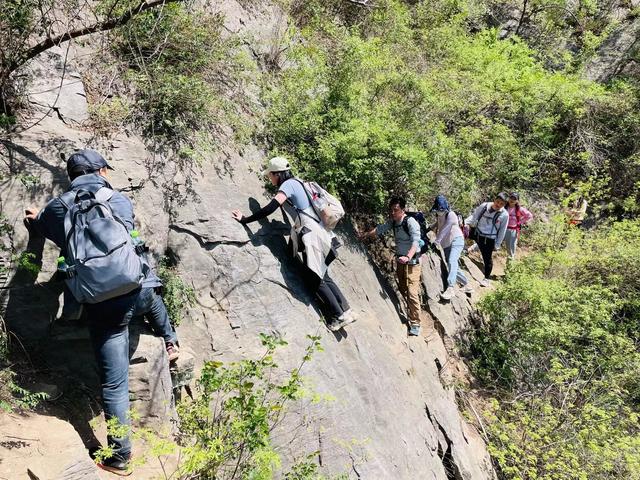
left=0, top=413, right=100, bottom=480
left=585, top=15, right=640, bottom=83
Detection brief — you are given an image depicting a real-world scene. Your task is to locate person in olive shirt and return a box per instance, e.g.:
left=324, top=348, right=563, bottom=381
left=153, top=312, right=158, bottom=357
left=360, top=197, right=423, bottom=336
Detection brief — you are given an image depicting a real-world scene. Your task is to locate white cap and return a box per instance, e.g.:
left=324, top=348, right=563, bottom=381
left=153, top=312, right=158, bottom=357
left=262, top=156, right=291, bottom=176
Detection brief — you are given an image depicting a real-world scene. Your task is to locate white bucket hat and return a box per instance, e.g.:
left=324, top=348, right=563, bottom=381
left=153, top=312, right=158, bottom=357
left=262, top=156, right=291, bottom=176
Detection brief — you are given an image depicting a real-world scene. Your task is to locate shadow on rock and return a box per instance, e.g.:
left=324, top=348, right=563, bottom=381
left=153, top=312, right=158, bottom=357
left=0, top=138, right=73, bottom=201
left=2, top=226, right=103, bottom=450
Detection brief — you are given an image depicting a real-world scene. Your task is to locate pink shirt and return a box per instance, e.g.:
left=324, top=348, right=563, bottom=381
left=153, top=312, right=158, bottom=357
left=508, top=206, right=533, bottom=229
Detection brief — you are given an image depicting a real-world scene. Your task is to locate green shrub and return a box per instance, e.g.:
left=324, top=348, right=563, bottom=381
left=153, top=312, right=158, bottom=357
left=469, top=220, right=640, bottom=479
left=101, top=3, right=248, bottom=160
left=157, top=259, right=195, bottom=327
left=94, top=334, right=334, bottom=479
left=266, top=0, right=614, bottom=214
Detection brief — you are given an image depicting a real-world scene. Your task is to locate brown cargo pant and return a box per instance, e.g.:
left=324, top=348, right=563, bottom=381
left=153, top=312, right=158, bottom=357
left=396, top=261, right=422, bottom=327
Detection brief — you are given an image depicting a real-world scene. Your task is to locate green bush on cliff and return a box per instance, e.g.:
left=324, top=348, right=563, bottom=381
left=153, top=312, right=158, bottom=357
left=266, top=0, right=640, bottom=217
left=469, top=220, right=640, bottom=479
left=96, top=334, right=340, bottom=479
left=99, top=2, right=249, bottom=163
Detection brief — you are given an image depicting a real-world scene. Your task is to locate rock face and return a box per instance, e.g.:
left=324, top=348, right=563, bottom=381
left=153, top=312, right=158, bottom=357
left=585, top=15, right=640, bottom=83
left=0, top=1, right=496, bottom=479
left=0, top=413, right=100, bottom=480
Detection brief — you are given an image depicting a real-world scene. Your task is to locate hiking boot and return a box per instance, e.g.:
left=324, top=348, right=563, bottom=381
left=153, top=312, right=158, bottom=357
left=467, top=243, right=479, bottom=253
left=461, top=284, right=474, bottom=294
left=338, top=309, right=357, bottom=326
left=479, top=278, right=491, bottom=288
left=440, top=286, right=455, bottom=301
left=97, top=454, right=131, bottom=476
left=408, top=324, right=421, bottom=336
left=327, top=319, right=343, bottom=332
left=166, top=342, right=180, bottom=362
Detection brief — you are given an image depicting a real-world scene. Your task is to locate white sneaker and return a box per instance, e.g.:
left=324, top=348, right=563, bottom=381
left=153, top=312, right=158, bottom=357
left=479, top=278, right=491, bottom=288
left=468, top=243, right=479, bottom=253
left=339, top=309, right=357, bottom=326
left=440, top=286, right=455, bottom=301
left=462, top=284, right=474, bottom=294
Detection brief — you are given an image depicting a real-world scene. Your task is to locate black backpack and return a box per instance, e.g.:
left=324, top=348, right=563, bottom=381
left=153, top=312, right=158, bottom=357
left=399, top=211, right=430, bottom=254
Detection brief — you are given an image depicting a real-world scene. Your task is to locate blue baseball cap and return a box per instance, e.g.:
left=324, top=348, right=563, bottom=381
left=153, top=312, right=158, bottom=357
left=66, top=149, right=114, bottom=176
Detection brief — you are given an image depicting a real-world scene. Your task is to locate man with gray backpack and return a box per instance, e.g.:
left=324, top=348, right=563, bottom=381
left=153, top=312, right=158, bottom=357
left=24, top=150, right=166, bottom=475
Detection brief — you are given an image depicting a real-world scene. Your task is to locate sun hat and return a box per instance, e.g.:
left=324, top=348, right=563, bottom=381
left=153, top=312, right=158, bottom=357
left=262, top=156, right=291, bottom=176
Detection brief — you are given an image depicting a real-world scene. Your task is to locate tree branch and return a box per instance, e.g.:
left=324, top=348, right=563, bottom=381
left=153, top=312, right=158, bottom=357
left=7, top=0, right=185, bottom=75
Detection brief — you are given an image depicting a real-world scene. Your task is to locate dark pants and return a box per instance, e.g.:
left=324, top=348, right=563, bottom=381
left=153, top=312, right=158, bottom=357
left=85, top=288, right=140, bottom=461
left=132, top=287, right=178, bottom=345
left=477, top=235, right=496, bottom=278
left=315, top=272, right=350, bottom=320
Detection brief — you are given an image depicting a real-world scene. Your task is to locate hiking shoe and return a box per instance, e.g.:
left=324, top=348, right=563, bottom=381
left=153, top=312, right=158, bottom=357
left=408, top=324, right=421, bottom=336
left=440, top=287, right=455, bottom=301
left=339, top=309, right=358, bottom=326
left=327, top=319, right=343, bottom=332
left=166, top=342, right=180, bottom=362
left=97, top=454, right=131, bottom=476
left=462, top=284, right=474, bottom=294
left=467, top=243, right=479, bottom=253
left=479, top=278, right=491, bottom=288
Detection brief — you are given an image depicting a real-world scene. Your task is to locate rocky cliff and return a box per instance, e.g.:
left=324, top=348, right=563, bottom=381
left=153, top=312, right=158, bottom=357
left=0, top=2, right=496, bottom=479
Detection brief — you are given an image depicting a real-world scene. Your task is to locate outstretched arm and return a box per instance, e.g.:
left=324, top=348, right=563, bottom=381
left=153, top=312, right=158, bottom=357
left=232, top=192, right=287, bottom=224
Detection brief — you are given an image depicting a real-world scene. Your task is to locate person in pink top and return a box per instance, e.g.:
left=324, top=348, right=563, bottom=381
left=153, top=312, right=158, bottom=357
left=505, top=192, right=533, bottom=260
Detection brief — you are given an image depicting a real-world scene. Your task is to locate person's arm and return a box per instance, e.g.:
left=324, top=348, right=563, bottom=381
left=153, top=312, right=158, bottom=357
left=25, top=198, right=66, bottom=248
left=434, top=212, right=455, bottom=245
left=520, top=207, right=533, bottom=225
left=465, top=203, right=485, bottom=227
left=495, top=211, right=509, bottom=249
left=109, top=192, right=135, bottom=231
left=232, top=192, right=287, bottom=224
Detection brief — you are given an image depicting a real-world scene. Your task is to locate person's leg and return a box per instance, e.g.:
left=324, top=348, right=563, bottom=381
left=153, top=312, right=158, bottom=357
left=323, top=272, right=350, bottom=313
left=315, top=277, right=345, bottom=321
left=406, top=264, right=422, bottom=326
left=88, top=322, right=131, bottom=460
left=397, top=263, right=409, bottom=307
left=505, top=229, right=517, bottom=259
left=477, top=235, right=495, bottom=278
left=446, top=238, right=464, bottom=288
left=85, top=289, right=139, bottom=463
left=144, top=288, right=178, bottom=345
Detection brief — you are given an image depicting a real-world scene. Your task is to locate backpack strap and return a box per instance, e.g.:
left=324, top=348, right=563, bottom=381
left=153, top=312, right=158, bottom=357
left=400, top=216, right=409, bottom=237
left=290, top=178, right=321, bottom=224
left=94, top=187, right=115, bottom=203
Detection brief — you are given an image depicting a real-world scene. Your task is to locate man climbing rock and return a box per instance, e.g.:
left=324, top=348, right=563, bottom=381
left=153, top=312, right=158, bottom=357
left=23, top=149, right=176, bottom=476
left=359, top=197, right=423, bottom=336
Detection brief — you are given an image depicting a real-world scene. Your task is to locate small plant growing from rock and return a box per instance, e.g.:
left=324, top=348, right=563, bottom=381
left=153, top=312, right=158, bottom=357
left=157, top=258, right=195, bottom=327
left=95, top=334, right=336, bottom=479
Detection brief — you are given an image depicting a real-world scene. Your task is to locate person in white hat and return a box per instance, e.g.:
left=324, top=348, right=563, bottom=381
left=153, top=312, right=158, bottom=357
left=232, top=157, right=356, bottom=331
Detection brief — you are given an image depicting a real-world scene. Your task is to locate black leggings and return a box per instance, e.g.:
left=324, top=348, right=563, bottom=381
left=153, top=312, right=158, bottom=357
left=315, top=272, right=350, bottom=320
left=477, top=235, right=496, bottom=278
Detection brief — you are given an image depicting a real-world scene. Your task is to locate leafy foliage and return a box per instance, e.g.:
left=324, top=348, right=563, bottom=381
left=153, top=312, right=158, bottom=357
left=266, top=0, right=640, bottom=217
left=94, top=334, right=334, bottom=479
left=468, top=220, right=640, bottom=479
left=157, top=258, right=195, bottom=327
left=101, top=2, right=250, bottom=165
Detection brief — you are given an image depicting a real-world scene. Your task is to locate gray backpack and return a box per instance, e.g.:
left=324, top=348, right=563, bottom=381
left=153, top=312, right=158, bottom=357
left=59, top=187, right=144, bottom=304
